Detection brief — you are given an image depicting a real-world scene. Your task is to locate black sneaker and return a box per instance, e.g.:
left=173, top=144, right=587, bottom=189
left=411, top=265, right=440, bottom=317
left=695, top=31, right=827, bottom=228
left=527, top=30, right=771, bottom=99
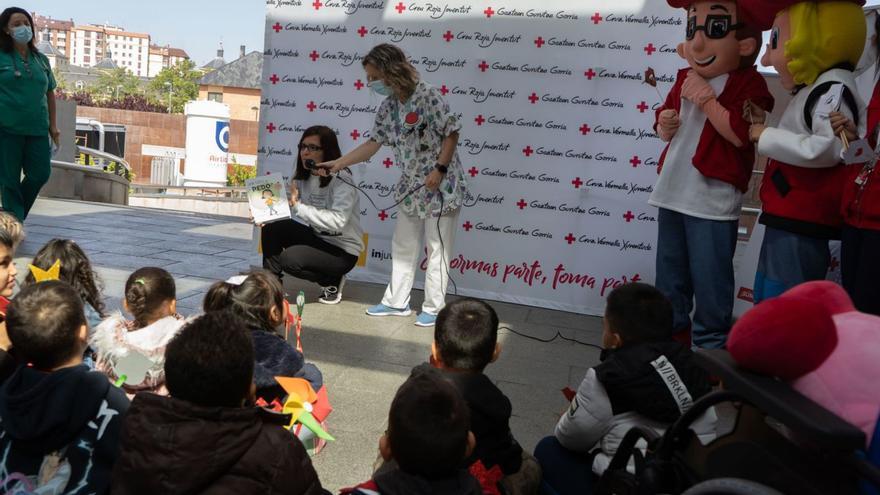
left=318, top=277, right=345, bottom=305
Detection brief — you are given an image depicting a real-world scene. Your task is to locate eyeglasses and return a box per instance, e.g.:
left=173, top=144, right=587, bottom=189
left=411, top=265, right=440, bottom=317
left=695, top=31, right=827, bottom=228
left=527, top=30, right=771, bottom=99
left=770, top=27, right=780, bottom=50
left=686, top=15, right=743, bottom=40
left=298, top=143, right=323, bottom=152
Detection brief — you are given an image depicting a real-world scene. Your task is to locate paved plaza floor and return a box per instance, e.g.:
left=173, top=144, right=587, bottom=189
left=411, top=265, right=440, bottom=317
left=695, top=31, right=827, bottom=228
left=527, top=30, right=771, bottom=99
left=18, top=198, right=604, bottom=490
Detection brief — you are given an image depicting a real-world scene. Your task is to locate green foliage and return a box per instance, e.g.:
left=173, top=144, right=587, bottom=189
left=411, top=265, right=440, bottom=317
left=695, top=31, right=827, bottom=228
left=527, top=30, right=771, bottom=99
left=52, top=67, right=68, bottom=93
left=148, top=59, right=203, bottom=113
left=227, top=157, right=256, bottom=186
left=93, top=67, right=143, bottom=101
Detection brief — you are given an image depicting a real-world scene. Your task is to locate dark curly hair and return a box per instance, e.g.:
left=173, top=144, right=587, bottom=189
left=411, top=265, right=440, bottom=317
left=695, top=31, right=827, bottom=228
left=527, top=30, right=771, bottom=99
left=203, top=269, right=285, bottom=331
left=165, top=311, right=255, bottom=407
left=124, top=267, right=176, bottom=328
left=24, top=239, right=106, bottom=318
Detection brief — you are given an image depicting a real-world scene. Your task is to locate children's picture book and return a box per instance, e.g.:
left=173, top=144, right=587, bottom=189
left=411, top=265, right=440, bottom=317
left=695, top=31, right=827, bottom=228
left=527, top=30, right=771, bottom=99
left=246, top=174, right=291, bottom=224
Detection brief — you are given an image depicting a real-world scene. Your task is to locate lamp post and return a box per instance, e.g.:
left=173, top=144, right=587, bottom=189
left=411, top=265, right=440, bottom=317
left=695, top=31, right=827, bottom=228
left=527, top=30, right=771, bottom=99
left=251, top=105, right=259, bottom=121
left=164, top=81, right=173, bottom=113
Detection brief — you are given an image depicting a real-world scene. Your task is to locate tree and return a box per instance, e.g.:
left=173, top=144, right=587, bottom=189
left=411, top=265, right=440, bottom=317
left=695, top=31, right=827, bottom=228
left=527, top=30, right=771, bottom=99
left=93, top=67, right=143, bottom=101
left=148, top=59, right=203, bottom=113
left=52, top=66, right=69, bottom=93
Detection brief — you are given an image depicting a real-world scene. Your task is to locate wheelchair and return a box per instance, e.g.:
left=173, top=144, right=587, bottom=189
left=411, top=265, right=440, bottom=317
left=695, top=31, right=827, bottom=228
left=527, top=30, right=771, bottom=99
left=595, top=349, right=880, bottom=495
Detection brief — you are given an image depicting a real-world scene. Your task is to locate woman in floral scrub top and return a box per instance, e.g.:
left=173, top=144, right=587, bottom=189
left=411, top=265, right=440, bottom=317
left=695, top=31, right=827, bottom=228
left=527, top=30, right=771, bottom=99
left=320, top=44, right=467, bottom=327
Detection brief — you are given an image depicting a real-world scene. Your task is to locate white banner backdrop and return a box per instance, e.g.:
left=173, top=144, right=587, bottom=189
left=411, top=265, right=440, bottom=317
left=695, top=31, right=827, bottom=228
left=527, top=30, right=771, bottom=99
left=260, top=0, right=685, bottom=315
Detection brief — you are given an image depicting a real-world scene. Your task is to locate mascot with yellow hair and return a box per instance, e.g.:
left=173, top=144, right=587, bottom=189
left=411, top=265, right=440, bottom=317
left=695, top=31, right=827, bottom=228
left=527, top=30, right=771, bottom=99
left=743, top=0, right=868, bottom=302
left=653, top=0, right=773, bottom=349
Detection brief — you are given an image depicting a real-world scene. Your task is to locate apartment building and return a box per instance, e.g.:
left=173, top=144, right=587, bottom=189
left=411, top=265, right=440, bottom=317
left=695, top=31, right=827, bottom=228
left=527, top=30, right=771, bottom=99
left=148, top=45, right=191, bottom=77
left=32, top=14, right=74, bottom=57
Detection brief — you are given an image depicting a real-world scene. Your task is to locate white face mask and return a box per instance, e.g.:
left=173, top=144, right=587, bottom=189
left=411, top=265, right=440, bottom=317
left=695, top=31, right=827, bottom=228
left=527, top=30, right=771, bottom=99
left=11, top=25, right=32, bottom=45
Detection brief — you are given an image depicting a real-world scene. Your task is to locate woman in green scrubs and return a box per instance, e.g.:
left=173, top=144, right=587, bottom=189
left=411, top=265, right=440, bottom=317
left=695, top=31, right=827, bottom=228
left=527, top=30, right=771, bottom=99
left=0, top=7, right=57, bottom=221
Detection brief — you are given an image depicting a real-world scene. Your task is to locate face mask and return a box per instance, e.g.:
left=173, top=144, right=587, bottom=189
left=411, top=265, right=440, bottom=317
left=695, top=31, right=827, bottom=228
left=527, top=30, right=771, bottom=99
left=11, top=25, right=32, bottom=45
left=369, top=80, right=392, bottom=97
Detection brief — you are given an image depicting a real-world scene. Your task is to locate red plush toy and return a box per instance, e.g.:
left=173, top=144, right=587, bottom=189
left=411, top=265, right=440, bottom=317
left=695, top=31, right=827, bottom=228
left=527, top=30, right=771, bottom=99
left=728, top=281, right=880, bottom=447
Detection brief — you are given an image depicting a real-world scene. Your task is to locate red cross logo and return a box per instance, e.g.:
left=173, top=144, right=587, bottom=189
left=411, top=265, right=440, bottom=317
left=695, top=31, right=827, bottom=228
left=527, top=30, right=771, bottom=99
left=591, top=12, right=603, bottom=24
left=440, top=84, right=449, bottom=95
left=269, top=74, right=279, bottom=85
left=313, top=0, right=323, bottom=9
left=623, top=211, right=635, bottom=222
left=522, top=146, right=534, bottom=157
left=517, top=199, right=528, bottom=210
left=484, top=6, right=495, bottom=17
left=630, top=155, right=642, bottom=168
left=572, top=177, right=584, bottom=189
left=395, top=2, right=406, bottom=14
left=309, top=50, right=320, bottom=62
left=528, top=92, right=539, bottom=104
left=307, top=101, right=317, bottom=112
left=383, top=157, right=393, bottom=168
left=443, top=30, right=454, bottom=42
left=272, top=22, right=283, bottom=33
left=358, top=26, right=368, bottom=37
left=463, top=221, right=473, bottom=232
left=266, top=122, right=276, bottom=133
left=378, top=210, right=389, bottom=221
left=565, top=233, right=576, bottom=245
left=636, top=101, right=649, bottom=113
left=350, top=129, right=361, bottom=140
left=644, top=43, right=656, bottom=56
left=579, top=124, right=591, bottom=135
left=474, top=114, right=485, bottom=126
left=354, top=79, right=364, bottom=90
left=584, top=68, right=596, bottom=80
left=468, top=167, right=479, bottom=177
left=534, top=36, right=545, bottom=48
left=478, top=61, right=489, bottom=72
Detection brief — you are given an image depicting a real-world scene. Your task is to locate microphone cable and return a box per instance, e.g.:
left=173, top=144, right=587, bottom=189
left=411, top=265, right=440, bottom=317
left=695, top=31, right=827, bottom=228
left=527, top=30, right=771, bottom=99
left=315, top=161, right=459, bottom=297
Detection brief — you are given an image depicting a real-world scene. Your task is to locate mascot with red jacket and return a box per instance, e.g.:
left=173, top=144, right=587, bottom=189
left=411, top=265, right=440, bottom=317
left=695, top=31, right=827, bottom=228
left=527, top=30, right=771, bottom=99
left=653, top=0, right=773, bottom=349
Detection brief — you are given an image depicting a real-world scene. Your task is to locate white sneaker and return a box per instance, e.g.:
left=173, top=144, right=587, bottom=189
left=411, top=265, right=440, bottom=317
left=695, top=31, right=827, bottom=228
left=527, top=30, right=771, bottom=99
left=318, top=277, right=345, bottom=305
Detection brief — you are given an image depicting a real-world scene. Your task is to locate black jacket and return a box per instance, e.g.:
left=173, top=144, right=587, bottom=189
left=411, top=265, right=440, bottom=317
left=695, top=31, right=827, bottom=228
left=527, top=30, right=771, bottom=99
left=0, top=364, right=130, bottom=494
left=111, top=393, right=327, bottom=494
left=413, top=363, right=524, bottom=474
left=595, top=341, right=711, bottom=423
left=251, top=328, right=323, bottom=401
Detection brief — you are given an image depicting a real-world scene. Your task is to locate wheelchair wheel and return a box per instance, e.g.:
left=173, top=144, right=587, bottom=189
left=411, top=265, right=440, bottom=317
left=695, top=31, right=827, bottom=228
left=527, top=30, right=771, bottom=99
left=681, top=478, right=785, bottom=495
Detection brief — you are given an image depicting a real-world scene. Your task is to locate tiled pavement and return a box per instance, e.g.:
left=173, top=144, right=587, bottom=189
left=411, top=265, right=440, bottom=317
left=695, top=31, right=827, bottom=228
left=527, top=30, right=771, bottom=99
left=18, top=198, right=604, bottom=491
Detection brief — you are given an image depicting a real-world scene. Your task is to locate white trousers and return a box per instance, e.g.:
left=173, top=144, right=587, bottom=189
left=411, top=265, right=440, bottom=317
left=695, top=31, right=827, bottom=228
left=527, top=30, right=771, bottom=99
left=381, top=209, right=460, bottom=315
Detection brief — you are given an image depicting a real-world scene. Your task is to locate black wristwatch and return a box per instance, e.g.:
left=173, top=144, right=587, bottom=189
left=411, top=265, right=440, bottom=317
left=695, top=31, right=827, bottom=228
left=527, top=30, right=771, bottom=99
left=434, top=163, right=449, bottom=174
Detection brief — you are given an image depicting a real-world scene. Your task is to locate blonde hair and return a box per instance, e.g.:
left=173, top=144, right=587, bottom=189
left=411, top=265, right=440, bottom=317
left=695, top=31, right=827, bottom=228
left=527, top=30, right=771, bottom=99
left=786, top=1, right=866, bottom=86
left=0, top=212, right=24, bottom=250
left=362, top=44, right=419, bottom=100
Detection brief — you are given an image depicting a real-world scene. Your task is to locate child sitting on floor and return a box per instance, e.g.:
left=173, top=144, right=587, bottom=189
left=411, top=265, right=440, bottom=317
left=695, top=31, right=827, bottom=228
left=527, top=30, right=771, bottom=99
left=0, top=213, right=23, bottom=382
left=0, top=281, right=129, bottom=494
left=534, top=283, right=716, bottom=495
left=91, top=267, right=185, bottom=396
left=203, top=269, right=322, bottom=401
left=23, top=239, right=107, bottom=331
left=423, top=297, right=541, bottom=495
left=110, top=311, right=329, bottom=494
left=344, top=369, right=483, bottom=495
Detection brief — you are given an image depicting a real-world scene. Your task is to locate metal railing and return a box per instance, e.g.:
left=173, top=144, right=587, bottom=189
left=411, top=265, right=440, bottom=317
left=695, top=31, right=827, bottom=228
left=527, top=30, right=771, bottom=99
left=74, top=145, right=132, bottom=181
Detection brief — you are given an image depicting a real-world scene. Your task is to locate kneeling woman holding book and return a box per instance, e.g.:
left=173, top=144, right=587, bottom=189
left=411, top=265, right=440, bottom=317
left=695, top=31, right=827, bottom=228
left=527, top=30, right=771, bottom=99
left=261, top=125, right=363, bottom=304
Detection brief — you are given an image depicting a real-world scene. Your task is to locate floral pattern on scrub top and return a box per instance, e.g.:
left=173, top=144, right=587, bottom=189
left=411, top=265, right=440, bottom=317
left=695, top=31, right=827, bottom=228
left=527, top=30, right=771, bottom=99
left=370, top=80, right=467, bottom=219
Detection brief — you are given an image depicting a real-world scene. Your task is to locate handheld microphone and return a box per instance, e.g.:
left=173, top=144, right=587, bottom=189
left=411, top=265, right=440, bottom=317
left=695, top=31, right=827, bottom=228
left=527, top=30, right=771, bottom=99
left=304, top=159, right=318, bottom=170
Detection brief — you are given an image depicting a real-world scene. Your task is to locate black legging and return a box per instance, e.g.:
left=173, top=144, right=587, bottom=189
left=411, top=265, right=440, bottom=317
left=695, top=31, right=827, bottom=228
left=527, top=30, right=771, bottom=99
left=261, top=219, right=358, bottom=287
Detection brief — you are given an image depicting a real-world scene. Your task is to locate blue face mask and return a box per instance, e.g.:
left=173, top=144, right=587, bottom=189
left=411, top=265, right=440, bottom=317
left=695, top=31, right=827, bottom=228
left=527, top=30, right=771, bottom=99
left=11, top=25, right=32, bottom=45
left=369, top=80, right=392, bottom=97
